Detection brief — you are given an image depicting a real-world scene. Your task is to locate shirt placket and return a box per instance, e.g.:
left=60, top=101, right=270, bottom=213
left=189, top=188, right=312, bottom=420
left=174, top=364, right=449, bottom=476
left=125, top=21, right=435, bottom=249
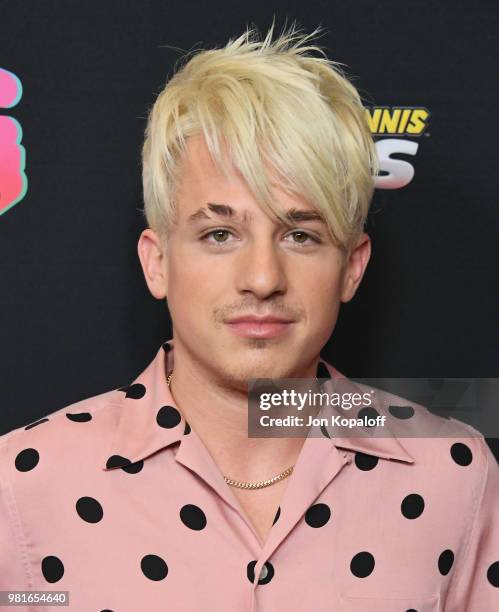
left=174, top=421, right=351, bottom=611
left=248, top=436, right=351, bottom=611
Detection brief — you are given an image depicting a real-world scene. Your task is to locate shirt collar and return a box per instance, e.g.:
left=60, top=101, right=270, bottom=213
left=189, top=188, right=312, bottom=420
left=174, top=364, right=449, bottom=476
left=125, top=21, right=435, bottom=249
left=102, top=339, right=414, bottom=471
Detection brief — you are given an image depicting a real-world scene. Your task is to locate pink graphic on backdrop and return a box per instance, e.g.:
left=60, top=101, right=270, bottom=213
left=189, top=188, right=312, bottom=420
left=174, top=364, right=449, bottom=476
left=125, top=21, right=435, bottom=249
left=0, top=67, right=27, bottom=216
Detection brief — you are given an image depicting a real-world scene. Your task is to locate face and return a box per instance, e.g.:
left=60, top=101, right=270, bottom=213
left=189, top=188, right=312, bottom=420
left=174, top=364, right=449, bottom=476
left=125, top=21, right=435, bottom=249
left=138, top=133, right=371, bottom=389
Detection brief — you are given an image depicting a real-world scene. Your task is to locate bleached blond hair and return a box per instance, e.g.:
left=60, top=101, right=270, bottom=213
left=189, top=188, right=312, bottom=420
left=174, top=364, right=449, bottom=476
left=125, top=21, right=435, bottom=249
left=141, top=20, right=378, bottom=253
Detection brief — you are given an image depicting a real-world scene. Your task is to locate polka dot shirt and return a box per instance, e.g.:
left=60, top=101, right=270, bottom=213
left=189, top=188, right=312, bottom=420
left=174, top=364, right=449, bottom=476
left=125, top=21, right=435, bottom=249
left=0, top=339, right=498, bottom=611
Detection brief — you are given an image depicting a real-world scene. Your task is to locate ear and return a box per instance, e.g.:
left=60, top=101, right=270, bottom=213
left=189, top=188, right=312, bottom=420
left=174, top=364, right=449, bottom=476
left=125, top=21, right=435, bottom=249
left=137, top=228, right=168, bottom=299
left=340, top=233, right=371, bottom=303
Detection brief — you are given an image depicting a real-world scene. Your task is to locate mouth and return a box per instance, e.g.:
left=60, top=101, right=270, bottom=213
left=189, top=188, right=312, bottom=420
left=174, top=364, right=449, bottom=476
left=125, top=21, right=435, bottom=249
left=224, top=317, right=295, bottom=339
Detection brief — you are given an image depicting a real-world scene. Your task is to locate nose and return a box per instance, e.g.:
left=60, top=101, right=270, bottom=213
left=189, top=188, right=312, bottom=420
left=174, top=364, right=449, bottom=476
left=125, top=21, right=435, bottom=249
left=235, top=235, right=287, bottom=300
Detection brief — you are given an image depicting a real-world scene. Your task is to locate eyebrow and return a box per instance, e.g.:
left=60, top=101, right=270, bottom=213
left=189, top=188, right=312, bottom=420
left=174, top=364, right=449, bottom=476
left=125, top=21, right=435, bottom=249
left=187, top=202, right=327, bottom=225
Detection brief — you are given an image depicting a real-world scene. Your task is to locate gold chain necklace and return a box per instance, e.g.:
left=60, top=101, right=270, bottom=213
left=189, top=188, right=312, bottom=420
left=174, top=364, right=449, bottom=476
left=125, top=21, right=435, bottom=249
left=166, top=370, right=294, bottom=490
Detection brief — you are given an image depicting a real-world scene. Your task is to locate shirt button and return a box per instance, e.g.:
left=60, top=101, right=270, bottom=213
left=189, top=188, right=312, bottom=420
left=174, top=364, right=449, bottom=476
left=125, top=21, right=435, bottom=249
left=258, top=564, right=268, bottom=581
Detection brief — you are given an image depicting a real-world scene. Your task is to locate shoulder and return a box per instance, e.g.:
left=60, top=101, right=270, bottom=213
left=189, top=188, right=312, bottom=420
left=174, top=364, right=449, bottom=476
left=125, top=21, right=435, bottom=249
left=0, top=387, right=123, bottom=474
left=372, top=384, right=495, bottom=492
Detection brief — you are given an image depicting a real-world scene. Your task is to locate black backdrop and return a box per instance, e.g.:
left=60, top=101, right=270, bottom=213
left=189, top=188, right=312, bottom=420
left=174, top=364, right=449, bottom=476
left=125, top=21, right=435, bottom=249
left=1, top=2, right=497, bottom=460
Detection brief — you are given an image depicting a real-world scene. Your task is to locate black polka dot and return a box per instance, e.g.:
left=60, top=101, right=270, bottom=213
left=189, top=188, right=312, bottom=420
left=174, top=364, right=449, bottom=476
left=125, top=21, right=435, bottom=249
left=350, top=551, right=375, bottom=578
left=41, top=555, right=64, bottom=583
left=106, top=455, right=143, bottom=473
left=438, top=549, right=454, bottom=575
left=184, top=422, right=191, bottom=435
left=65, top=412, right=92, bottom=422
left=316, top=362, right=331, bottom=379
left=305, top=503, right=331, bottom=528
left=76, top=496, right=103, bottom=523
left=180, top=504, right=207, bottom=530
left=247, top=561, right=257, bottom=583
left=401, top=493, right=425, bottom=519
left=273, top=506, right=281, bottom=525
left=388, top=405, right=415, bottom=419
left=487, top=561, right=499, bottom=587
left=320, top=424, right=331, bottom=439
left=247, top=560, right=274, bottom=585
left=15, top=448, right=39, bottom=472
left=156, top=405, right=181, bottom=428
left=25, top=418, right=49, bottom=430
left=354, top=452, right=379, bottom=471
left=122, top=460, right=144, bottom=474
left=450, top=442, right=473, bottom=466
left=406, top=609, right=417, bottom=612
left=162, top=342, right=172, bottom=353
left=141, top=554, right=168, bottom=581
left=358, top=407, right=380, bottom=425
left=99, top=609, right=114, bottom=612
left=106, top=455, right=130, bottom=469
left=119, top=383, right=146, bottom=400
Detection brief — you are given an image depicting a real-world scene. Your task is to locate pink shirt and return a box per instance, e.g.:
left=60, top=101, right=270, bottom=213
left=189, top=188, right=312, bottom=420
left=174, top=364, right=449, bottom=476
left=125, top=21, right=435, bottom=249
left=0, top=339, right=498, bottom=611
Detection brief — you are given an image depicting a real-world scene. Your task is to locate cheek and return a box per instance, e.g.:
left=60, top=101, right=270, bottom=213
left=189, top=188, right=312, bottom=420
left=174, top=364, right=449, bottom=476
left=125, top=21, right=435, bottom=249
left=300, top=258, right=344, bottom=297
left=169, top=248, right=211, bottom=291
left=167, top=251, right=221, bottom=320
left=300, top=264, right=344, bottom=324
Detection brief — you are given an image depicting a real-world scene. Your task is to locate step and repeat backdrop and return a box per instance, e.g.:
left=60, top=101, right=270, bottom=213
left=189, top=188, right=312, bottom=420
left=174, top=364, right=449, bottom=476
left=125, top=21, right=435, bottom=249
left=0, top=2, right=497, bottom=457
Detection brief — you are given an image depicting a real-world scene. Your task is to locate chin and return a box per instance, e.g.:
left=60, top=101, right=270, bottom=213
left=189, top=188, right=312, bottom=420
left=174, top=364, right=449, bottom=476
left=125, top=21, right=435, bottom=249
left=220, top=358, right=287, bottom=386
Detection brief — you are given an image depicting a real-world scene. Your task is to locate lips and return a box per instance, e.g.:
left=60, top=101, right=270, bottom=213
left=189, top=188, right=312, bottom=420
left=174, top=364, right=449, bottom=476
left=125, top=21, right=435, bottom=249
left=225, top=315, right=294, bottom=324
left=225, top=315, right=295, bottom=339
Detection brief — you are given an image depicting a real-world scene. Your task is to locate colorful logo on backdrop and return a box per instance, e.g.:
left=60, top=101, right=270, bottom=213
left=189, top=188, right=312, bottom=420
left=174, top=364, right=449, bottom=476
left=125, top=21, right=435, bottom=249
left=366, top=107, right=431, bottom=190
left=0, top=68, right=27, bottom=216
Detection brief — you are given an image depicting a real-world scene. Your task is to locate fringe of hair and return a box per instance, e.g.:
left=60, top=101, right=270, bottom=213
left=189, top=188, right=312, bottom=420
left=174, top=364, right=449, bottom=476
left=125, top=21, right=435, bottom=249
left=141, top=18, right=379, bottom=253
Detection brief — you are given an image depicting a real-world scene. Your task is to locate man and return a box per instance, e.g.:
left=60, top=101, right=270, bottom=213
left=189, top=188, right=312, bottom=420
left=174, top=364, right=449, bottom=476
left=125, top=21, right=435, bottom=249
left=1, top=22, right=497, bottom=612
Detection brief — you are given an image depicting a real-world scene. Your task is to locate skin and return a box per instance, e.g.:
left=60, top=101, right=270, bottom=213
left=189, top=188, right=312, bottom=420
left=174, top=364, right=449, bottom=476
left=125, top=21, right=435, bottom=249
left=137, top=132, right=371, bottom=496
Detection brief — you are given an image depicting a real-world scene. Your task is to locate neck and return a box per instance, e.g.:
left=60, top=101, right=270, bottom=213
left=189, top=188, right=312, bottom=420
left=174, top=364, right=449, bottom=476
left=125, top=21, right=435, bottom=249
left=168, top=341, right=319, bottom=481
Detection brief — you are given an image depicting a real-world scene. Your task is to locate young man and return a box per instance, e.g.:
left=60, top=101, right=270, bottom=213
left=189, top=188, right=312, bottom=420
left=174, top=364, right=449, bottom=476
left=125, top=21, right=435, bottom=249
left=1, top=23, right=497, bottom=611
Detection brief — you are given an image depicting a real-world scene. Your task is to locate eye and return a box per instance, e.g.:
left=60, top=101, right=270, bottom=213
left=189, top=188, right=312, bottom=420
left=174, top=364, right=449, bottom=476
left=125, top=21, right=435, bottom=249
left=200, top=229, right=235, bottom=245
left=285, top=230, right=319, bottom=246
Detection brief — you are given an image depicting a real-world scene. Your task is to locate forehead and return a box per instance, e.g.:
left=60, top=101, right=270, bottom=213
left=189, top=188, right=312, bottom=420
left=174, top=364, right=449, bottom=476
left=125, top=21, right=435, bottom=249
left=174, top=133, right=318, bottom=218
left=176, top=133, right=240, bottom=192
left=179, top=133, right=221, bottom=171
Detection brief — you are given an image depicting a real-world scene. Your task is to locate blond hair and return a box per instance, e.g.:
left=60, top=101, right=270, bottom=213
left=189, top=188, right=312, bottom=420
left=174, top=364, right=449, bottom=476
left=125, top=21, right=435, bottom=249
left=141, top=20, right=378, bottom=253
